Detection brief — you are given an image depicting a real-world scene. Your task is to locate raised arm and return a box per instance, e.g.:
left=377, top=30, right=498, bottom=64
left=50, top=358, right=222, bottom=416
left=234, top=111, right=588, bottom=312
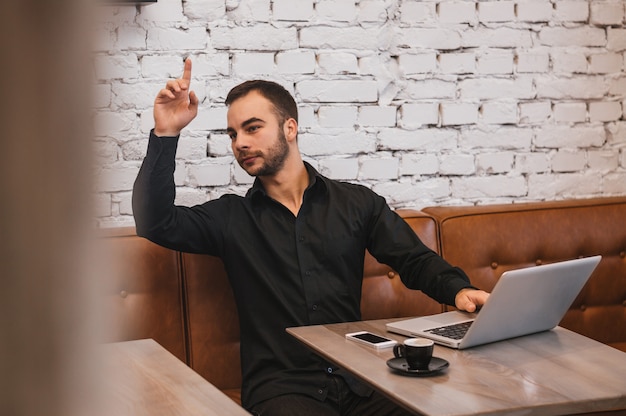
left=153, top=58, right=199, bottom=137
left=133, top=59, right=215, bottom=253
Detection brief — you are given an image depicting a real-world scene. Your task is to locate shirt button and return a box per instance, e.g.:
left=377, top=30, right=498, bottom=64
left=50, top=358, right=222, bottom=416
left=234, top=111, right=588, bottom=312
left=327, top=367, right=333, bottom=374
left=318, top=389, right=324, bottom=395
left=312, top=304, right=318, bottom=311
left=298, top=236, right=305, bottom=242
left=305, top=271, right=311, bottom=277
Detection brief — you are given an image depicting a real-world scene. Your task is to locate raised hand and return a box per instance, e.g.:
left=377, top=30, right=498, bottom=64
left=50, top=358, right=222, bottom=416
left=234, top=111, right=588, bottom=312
left=153, top=58, right=199, bottom=137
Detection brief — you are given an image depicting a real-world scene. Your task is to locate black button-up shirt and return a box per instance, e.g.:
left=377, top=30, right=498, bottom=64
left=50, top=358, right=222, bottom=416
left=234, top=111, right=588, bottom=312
left=133, top=131, right=473, bottom=409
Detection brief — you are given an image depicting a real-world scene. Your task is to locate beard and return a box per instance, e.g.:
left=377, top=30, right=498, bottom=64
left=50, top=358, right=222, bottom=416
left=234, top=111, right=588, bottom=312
left=238, top=128, right=290, bottom=177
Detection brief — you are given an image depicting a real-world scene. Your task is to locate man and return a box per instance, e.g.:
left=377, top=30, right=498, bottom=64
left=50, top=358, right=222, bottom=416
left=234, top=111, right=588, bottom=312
left=132, top=59, right=489, bottom=416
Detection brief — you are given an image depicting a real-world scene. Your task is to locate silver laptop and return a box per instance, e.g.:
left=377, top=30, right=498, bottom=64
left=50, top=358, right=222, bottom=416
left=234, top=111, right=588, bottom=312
left=386, top=256, right=601, bottom=349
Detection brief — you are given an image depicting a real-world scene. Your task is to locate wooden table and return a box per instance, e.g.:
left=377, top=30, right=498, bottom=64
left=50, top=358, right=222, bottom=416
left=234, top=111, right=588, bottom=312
left=287, top=319, right=626, bottom=416
left=98, top=339, right=249, bottom=416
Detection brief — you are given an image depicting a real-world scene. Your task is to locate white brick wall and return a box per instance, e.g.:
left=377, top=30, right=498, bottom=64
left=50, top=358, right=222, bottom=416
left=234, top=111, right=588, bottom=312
left=439, top=1, right=477, bottom=24
left=93, top=0, right=626, bottom=227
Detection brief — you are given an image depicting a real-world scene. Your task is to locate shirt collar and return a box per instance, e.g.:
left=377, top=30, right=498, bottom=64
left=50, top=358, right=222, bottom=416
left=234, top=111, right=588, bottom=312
left=246, top=161, right=328, bottom=200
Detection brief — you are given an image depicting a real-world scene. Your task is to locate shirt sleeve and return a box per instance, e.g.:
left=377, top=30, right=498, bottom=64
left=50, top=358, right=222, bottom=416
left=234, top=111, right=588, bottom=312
left=366, top=197, right=475, bottom=306
left=132, top=130, right=225, bottom=255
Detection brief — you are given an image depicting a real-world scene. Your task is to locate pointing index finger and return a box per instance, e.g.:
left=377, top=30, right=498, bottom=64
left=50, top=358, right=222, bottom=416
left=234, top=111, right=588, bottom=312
left=182, top=58, right=192, bottom=83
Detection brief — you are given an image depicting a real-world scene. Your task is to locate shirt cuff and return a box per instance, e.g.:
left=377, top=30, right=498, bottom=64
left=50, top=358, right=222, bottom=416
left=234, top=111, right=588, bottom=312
left=150, top=128, right=180, bottom=139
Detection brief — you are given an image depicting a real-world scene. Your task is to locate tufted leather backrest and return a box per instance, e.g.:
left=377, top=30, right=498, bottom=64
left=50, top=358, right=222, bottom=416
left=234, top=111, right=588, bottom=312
left=97, top=227, right=187, bottom=362
left=182, top=252, right=242, bottom=399
left=424, top=197, right=626, bottom=352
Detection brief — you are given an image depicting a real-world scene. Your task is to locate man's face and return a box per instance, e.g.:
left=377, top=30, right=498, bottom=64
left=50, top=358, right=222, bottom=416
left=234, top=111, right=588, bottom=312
left=226, top=90, right=290, bottom=177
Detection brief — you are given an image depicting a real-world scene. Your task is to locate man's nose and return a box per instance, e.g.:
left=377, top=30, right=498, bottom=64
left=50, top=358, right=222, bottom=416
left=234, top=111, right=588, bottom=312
left=233, top=133, right=251, bottom=150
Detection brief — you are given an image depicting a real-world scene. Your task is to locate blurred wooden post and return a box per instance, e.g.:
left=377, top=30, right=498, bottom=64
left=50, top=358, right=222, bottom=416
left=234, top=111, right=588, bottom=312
left=0, top=1, right=97, bottom=415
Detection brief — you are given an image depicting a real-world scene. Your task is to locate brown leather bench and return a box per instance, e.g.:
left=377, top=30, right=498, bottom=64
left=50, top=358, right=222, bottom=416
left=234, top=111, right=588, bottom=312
left=98, top=198, right=626, bottom=405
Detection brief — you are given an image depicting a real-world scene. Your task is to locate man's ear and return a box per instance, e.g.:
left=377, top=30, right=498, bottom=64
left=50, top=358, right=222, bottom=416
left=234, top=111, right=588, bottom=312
left=283, top=118, right=298, bottom=142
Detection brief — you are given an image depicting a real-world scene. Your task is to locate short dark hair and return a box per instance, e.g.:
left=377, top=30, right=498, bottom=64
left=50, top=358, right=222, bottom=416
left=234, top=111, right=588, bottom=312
left=225, top=80, right=298, bottom=124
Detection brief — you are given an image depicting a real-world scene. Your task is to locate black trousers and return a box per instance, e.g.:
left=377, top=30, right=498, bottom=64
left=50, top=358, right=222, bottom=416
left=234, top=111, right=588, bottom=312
left=249, top=375, right=414, bottom=416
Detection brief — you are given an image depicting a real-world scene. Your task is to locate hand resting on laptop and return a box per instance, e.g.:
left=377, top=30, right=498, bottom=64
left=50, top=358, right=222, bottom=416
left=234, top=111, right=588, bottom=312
left=455, top=288, right=490, bottom=312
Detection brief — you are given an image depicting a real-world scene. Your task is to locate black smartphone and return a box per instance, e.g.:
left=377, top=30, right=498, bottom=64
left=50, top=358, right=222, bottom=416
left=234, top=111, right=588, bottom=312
left=345, top=331, right=397, bottom=350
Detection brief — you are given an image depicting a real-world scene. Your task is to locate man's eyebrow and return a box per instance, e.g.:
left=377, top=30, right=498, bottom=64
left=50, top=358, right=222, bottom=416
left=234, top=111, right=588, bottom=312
left=226, top=117, right=265, bottom=134
left=241, top=117, right=265, bottom=128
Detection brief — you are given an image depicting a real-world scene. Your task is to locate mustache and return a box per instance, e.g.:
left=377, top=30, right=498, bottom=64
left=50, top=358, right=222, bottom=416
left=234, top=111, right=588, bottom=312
left=238, top=150, right=262, bottom=159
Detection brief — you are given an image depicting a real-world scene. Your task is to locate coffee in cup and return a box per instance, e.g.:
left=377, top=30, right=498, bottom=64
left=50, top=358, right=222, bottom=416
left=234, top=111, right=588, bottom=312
left=393, top=338, right=434, bottom=370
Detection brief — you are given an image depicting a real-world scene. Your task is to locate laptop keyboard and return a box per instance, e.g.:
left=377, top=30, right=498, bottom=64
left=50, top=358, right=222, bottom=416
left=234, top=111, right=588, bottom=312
left=425, top=321, right=473, bottom=340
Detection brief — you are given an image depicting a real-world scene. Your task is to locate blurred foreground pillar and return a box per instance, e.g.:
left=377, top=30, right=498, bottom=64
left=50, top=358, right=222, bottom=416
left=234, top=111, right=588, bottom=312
left=0, top=1, right=98, bottom=415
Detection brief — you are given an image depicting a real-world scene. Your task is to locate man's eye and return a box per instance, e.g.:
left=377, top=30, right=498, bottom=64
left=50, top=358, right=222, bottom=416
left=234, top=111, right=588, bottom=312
left=247, top=125, right=259, bottom=133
